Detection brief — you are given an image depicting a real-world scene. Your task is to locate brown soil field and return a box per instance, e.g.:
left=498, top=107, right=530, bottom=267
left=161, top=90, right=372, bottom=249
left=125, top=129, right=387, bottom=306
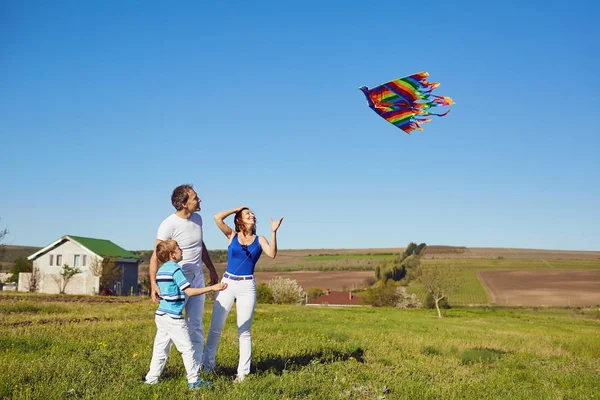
left=253, top=270, right=374, bottom=291
left=192, top=266, right=373, bottom=291
left=478, top=270, right=600, bottom=306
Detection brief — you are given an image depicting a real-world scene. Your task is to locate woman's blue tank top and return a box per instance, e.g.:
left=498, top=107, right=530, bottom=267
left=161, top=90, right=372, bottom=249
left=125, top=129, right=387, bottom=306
left=225, top=234, right=262, bottom=276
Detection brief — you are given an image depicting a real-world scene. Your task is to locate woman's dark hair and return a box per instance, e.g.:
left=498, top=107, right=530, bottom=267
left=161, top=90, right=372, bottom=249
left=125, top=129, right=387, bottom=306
left=171, top=184, right=194, bottom=211
left=234, top=208, right=256, bottom=235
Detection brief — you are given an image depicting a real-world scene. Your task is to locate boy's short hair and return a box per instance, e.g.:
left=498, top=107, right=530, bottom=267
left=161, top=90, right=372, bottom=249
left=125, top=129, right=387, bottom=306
left=156, top=240, right=178, bottom=263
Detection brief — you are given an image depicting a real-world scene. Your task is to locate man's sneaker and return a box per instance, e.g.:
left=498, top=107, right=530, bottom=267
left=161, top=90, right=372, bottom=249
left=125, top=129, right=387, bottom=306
left=234, top=374, right=247, bottom=383
left=188, top=379, right=213, bottom=390
left=201, top=363, right=215, bottom=373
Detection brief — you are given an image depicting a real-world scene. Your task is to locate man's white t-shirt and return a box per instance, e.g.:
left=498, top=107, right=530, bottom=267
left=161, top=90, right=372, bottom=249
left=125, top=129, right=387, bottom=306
left=157, top=213, right=204, bottom=276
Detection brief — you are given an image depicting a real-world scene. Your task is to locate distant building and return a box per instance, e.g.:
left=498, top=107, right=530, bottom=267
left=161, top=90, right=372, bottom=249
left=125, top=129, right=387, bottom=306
left=22, top=235, right=140, bottom=295
left=306, top=290, right=364, bottom=307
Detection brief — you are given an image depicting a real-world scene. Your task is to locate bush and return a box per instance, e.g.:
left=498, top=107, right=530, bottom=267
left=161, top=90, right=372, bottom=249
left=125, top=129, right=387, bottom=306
left=362, top=281, right=399, bottom=307
left=396, top=287, right=423, bottom=308
left=256, top=282, right=274, bottom=304
left=267, top=278, right=305, bottom=305
left=307, top=288, right=325, bottom=300
left=425, top=293, right=450, bottom=309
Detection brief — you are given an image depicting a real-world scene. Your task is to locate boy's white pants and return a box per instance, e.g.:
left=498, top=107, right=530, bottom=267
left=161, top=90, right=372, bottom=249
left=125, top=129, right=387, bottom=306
left=145, top=314, right=199, bottom=384
left=202, top=275, right=256, bottom=378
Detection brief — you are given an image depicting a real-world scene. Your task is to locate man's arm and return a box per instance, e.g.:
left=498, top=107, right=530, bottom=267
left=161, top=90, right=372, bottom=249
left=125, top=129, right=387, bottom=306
left=149, top=239, right=163, bottom=303
left=202, top=240, right=219, bottom=285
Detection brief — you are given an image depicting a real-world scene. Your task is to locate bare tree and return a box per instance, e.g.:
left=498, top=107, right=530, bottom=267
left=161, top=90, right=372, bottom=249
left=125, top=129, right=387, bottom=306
left=90, top=257, right=103, bottom=276
left=52, top=264, right=82, bottom=294
left=417, top=264, right=459, bottom=318
left=23, top=267, right=40, bottom=292
left=0, top=218, right=8, bottom=262
left=90, top=256, right=121, bottom=290
left=100, top=258, right=120, bottom=289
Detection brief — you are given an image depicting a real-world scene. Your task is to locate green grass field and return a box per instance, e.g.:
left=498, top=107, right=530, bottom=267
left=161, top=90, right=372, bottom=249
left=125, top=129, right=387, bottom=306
left=1, top=293, right=599, bottom=399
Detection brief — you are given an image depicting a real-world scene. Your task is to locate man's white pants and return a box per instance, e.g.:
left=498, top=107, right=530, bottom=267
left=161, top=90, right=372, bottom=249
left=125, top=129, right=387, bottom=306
left=183, top=270, right=206, bottom=366
left=145, top=314, right=199, bottom=384
left=202, top=275, right=256, bottom=377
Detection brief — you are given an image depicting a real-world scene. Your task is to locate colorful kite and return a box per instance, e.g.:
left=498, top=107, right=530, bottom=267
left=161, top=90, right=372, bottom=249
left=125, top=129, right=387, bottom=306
left=359, top=72, right=454, bottom=134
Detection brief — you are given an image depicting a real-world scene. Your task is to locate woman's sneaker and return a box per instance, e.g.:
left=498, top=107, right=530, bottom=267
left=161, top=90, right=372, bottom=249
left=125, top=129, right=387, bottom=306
left=188, top=379, right=213, bottom=390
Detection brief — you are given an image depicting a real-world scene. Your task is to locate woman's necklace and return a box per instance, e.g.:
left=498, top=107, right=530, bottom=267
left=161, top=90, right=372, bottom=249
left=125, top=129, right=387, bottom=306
left=239, top=233, right=254, bottom=246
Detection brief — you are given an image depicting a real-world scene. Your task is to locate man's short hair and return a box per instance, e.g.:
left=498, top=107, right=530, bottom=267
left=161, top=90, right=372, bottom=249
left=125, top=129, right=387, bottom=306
left=171, top=184, right=194, bottom=210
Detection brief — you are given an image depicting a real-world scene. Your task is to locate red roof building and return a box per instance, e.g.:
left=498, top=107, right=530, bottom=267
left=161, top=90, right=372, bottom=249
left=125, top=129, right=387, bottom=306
left=306, top=290, right=364, bottom=307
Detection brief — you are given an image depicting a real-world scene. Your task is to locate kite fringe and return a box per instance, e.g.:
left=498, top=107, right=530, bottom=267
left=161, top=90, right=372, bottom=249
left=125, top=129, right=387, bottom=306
left=360, top=71, right=454, bottom=134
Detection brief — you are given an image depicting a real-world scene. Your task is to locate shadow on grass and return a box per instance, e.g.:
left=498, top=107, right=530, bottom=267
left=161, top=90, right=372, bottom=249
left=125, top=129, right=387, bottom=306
left=460, top=348, right=505, bottom=364
left=213, top=347, right=365, bottom=377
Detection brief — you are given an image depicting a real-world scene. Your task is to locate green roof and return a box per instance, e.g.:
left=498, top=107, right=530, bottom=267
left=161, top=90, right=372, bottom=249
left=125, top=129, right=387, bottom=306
left=67, top=235, right=139, bottom=260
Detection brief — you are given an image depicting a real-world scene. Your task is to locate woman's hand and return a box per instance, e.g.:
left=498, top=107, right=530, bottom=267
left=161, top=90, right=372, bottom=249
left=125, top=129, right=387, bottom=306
left=270, top=217, right=284, bottom=232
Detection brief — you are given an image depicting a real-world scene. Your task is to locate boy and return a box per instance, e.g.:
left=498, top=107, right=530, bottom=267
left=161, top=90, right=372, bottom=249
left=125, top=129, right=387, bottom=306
left=145, top=240, right=226, bottom=389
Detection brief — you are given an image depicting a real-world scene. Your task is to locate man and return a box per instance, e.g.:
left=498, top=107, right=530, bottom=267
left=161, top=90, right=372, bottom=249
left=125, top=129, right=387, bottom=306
left=150, top=184, right=219, bottom=366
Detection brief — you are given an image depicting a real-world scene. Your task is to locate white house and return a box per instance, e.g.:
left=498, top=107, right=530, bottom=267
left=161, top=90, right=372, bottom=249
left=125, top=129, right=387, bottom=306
left=21, top=235, right=140, bottom=295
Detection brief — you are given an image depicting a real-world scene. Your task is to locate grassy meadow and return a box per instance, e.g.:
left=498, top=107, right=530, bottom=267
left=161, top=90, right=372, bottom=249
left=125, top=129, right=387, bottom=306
left=1, top=293, right=600, bottom=399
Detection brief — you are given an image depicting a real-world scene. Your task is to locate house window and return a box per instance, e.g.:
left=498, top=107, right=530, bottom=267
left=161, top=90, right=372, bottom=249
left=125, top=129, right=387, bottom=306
left=56, top=255, right=62, bottom=266
left=82, top=255, right=87, bottom=266
left=49, top=255, right=54, bottom=265
left=74, top=255, right=80, bottom=267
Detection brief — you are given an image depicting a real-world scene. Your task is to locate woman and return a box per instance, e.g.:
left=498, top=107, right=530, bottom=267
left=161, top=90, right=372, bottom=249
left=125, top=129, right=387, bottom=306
left=202, top=206, right=283, bottom=382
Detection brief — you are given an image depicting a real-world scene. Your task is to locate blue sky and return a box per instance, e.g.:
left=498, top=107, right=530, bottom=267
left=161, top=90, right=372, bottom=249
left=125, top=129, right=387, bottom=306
left=1, top=0, right=599, bottom=251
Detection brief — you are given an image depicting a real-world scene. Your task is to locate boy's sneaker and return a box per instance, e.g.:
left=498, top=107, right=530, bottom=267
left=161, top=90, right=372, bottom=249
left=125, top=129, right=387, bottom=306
left=234, top=374, right=247, bottom=383
left=188, top=379, right=213, bottom=390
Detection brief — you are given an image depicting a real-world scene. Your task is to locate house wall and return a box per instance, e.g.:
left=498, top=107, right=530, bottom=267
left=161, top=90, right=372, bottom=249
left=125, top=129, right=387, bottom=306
left=109, top=261, right=139, bottom=295
left=32, top=241, right=100, bottom=295
left=21, top=272, right=99, bottom=295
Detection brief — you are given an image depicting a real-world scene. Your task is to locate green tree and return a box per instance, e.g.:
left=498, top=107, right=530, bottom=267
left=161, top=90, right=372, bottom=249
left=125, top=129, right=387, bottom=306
left=374, top=242, right=426, bottom=284
left=99, top=258, right=121, bottom=289
left=404, top=242, right=418, bottom=258
left=8, top=257, right=32, bottom=282
left=52, top=264, right=82, bottom=294
left=415, top=243, right=427, bottom=255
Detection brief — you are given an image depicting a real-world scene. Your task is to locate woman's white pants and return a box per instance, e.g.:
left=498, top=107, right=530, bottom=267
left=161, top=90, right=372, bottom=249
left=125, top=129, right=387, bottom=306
left=145, top=314, right=199, bottom=384
left=202, top=276, right=256, bottom=378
